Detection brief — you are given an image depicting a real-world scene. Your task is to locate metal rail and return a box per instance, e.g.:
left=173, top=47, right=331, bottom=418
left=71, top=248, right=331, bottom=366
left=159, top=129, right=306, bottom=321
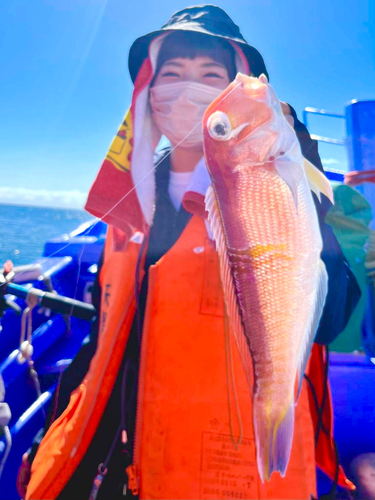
left=303, top=107, right=345, bottom=146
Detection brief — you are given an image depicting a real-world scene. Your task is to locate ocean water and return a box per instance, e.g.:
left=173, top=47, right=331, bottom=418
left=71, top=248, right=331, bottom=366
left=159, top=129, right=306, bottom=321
left=0, top=204, right=92, bottom=267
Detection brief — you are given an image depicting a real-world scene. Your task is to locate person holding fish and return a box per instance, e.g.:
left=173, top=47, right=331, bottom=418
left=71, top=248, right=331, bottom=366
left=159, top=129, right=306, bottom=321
left=22, top=5, right=360, bottom=500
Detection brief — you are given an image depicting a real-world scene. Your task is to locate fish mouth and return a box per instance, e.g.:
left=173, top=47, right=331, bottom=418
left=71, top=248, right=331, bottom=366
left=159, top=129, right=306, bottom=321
left=231, top=122, right=254, bottom=142
left=230, top=119, right=271, bottom=144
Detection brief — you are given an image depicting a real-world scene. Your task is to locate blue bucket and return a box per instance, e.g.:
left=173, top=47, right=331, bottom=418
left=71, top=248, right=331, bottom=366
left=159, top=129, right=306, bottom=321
left=345, top=100, right=375, bottom=228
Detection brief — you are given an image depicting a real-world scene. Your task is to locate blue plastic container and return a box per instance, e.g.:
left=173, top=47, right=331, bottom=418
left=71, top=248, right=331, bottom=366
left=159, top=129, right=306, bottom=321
left=346, top=100, right=375, bottom=173
left=345, top=100, right=375, bottom=228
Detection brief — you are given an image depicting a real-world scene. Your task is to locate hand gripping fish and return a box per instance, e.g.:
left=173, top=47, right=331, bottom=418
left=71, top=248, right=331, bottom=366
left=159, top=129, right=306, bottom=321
left=202, top=73, right=334, bottom=482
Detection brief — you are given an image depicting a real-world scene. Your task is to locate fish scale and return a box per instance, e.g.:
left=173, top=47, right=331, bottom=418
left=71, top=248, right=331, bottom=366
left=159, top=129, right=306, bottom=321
left=224, top=168, right=314, bottom=387
left=203, top=72, right=331, bottom=482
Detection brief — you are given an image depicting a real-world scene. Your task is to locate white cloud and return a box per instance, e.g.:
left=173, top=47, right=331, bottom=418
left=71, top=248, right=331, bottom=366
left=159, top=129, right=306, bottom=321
left=0, top=187, right=88, bottom=209
left=321, top=158, right=339, bottom=165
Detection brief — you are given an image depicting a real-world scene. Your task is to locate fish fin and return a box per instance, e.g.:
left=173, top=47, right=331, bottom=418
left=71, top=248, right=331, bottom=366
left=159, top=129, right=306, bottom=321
left=303, top=158, right=334, bottom=205
left=205, top=185, right=253, bottom=389
left=297, top=259, right=328, bottom=399
left=274, top=160, right=303, bottom=212
left=254, top=398, right=295, bottom=483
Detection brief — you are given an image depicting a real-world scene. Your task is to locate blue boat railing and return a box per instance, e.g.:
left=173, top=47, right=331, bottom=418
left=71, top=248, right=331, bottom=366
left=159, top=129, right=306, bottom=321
left=304, top=100, right=375, bottom=177
left=303, top=106, right=347, bottom=184
left=303, top=107, right=346, bottom=146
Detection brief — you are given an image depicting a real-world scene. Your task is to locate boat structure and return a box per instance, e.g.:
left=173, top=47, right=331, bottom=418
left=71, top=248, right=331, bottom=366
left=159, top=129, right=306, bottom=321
left=0, top=220, right=106, bottom=499
left=0, top=101, right=375, bottom=499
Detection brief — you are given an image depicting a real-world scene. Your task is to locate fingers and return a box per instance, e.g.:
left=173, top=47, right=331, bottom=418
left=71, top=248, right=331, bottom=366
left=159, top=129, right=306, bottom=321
left=285, top=114, right=295, bottom=128
left=280, top=102, right=294, bottom=128
left=16, top=453, right=31, bottom=499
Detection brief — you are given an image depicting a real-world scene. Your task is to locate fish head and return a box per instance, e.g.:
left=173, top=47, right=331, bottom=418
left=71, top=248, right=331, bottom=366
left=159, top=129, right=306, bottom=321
left=203, top=73, right=285, bottom=173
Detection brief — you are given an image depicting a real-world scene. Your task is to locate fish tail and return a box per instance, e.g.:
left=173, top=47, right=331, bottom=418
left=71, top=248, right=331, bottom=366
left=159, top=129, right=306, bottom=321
left=253, top=396, right=295, bottom=482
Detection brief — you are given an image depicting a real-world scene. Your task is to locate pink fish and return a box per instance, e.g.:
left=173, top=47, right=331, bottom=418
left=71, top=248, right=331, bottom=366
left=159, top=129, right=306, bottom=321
left=202, top=73, right=333, bottom=481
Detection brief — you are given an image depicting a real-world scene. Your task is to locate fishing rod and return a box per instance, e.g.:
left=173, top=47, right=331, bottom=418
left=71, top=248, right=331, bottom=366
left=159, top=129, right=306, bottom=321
left=0, top=267, right=96, bottom=322
left=5, top=283, right=96, bottom=321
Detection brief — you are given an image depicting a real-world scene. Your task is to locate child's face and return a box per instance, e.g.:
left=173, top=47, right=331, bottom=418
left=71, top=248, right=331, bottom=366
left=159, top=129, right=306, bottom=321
left=153, top=56, right=231, bottom=89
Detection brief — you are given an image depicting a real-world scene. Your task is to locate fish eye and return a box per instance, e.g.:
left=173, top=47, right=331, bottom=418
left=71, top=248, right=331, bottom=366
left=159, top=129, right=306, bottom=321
left=207, top=111, right=232, bottom=141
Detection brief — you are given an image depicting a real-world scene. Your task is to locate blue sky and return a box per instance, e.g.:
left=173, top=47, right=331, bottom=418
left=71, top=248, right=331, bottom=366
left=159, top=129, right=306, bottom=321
left=0, top=0, right=373, bottom=208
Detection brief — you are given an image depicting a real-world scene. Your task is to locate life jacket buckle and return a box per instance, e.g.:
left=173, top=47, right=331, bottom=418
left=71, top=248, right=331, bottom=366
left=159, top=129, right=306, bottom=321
left=126, top=464, right=139, bottom=496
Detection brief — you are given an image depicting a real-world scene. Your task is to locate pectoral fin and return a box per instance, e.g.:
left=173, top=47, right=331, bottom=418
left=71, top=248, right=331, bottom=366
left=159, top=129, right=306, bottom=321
left=303, top=158, right=334, bottom=204
left=275, top=160, right=303, bottom=212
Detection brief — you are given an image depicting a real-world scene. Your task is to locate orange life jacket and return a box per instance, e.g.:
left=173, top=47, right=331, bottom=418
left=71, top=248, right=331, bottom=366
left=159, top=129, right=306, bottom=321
left=26, top=217, right=353, bottom=500
left=26, top=227, right=142, bottom=500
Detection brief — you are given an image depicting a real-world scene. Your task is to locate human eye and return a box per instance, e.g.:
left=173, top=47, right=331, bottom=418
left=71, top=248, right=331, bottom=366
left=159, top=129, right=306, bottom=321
left=161, top=71, right=180, bottom=78
left=204, top=72, right=223, bottom=78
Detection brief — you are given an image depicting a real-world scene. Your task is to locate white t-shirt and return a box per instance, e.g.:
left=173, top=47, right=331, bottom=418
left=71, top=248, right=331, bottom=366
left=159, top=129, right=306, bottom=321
left=168, top=170, right=194, bottom=211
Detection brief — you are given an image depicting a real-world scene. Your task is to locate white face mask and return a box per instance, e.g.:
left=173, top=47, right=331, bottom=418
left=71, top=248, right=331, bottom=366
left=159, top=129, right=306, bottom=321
left=149, top=81, right=223, bottom=149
